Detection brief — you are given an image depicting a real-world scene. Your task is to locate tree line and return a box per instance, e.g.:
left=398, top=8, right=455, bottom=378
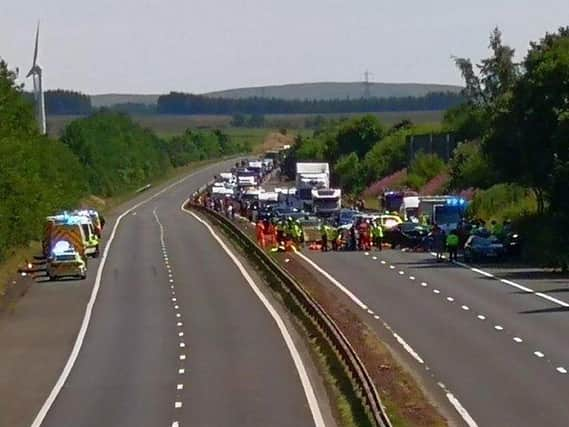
left=0, top=60, right=249, bottom=261
left=156, top=91, right=463, bottom=115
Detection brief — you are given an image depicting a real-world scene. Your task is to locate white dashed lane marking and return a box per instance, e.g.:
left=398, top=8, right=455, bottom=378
left=154, top=208, right=188, bottom=425
left=369, top=251, right=569, bottom=379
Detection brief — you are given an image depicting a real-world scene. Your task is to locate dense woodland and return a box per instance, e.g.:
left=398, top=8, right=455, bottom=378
left=41, top=90, right=463, bottom=116
left=155, top=91, right=463, bottom=115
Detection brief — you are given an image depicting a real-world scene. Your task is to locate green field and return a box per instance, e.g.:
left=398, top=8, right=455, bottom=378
left=47, top=111, right=444, bottom=139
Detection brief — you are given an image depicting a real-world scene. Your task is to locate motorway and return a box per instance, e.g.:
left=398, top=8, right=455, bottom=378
left=299, top=248, right=569, bottom=427
left=0, top=161, right=325, bottom=427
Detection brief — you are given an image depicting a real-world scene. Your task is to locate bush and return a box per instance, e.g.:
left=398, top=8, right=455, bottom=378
left=517, top=214, right=569, bottom=271
left=361, top=131, right=407, bottom=183
left=467, top=183, right=537, bottom=222
left=448, top=142, right=497, bottom=190
left=404, top=153, right=446, bottom=190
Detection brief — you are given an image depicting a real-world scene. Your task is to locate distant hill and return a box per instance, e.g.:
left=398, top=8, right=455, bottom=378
left=91, top=94, right=160, bottom=108
left=204, top=82, right=462, bottom=101
left=90, top=82, right=462, bottom=107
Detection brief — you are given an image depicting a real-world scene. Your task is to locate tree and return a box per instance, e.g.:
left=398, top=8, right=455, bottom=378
left=45, top=90, right=92, bottom=115
left=332, top=115, right=384, bottom=161
left=453, top=27, right=518, bottom=108
left=61, top=112, right=171, bottom=196
left=447, top=142, right=496, bottom=190
left=483, top=27, right=569, bottom=214
left=334, top=153, right=362, bottom=192
left=0, top=59, right=87, bottom=259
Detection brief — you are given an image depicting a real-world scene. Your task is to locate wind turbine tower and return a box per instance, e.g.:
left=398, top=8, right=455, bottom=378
left=363, top=70, right=374, bottom=99
left=27, top=23, right=47, bottom=135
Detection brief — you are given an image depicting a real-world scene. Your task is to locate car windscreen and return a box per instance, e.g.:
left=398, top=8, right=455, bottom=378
left=314, top=199, right=339, bottom=209
left=55, top=254, right=76, bottom=262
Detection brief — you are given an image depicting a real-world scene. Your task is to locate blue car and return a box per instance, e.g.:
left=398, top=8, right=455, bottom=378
left=463, top=235, right=505, bottom=262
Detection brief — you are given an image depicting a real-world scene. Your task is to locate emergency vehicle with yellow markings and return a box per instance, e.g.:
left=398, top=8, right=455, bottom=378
left=46, top=241, right=87, bottom=281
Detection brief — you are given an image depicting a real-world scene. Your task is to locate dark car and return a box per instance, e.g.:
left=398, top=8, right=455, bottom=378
left=502, top=232, right=522, bottom=257
left=386, top=222, right=430, bottom=249
left=337, top=209, right=359, bottom=226
left=463, top=235, right=505, bottom=262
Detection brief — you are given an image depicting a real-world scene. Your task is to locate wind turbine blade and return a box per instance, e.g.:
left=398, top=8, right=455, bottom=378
left=32, top=22, right=40, bottom=67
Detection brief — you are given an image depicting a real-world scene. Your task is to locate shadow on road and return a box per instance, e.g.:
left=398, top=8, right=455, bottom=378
left=520, top=307, right=569, bottom=315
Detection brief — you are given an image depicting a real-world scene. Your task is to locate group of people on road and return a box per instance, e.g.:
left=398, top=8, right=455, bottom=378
left=319, top=218, right=384, bottom=252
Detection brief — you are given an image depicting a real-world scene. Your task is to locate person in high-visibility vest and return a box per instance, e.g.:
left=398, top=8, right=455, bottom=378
left=371, top=220, right=384, bottom=251
left=320, top=223, right=329, bottom=252
left=446, top=230, right=460, bottom=261
left=327, top=224, right=339, bottom=251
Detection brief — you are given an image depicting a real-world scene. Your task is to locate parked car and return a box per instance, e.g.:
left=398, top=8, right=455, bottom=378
left=463, top=235, right=505, bottom=262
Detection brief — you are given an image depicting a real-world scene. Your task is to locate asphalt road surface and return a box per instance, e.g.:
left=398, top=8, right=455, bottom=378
left=300, top=249, right=569, bottom=427
left=0, top=161, right=320, bottom=427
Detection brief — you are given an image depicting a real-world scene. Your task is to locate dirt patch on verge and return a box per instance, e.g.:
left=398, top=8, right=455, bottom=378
left=253, top=132, right=296, bottom=154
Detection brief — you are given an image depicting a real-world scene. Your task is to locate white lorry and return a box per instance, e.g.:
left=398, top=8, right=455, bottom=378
left=295, top=162, right=330, bottom=210
left=312, top=188, right=342, bottom=216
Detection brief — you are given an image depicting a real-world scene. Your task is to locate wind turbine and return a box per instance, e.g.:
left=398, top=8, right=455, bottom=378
left=27, top=22, right=47, bottom=135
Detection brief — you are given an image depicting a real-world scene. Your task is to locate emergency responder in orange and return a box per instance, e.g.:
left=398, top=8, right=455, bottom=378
left=264, top=220, right=276, bottom=248
left=358, top=219, right=371, bottom=251
left=256, top=220, right=265, bottom=247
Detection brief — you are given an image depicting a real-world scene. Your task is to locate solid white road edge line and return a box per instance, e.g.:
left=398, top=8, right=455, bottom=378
left=30, top=162, right=227, bottom=427
left=183, top=204, right=326, bottom=427
left=295, top=252, right=479, bottom=427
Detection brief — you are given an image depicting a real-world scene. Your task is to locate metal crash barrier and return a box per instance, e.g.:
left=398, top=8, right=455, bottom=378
left=187, top=200, right=392, bottom=427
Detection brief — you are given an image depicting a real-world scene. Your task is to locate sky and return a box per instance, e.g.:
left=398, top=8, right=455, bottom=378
left=1, top=0, right=568, bottom=94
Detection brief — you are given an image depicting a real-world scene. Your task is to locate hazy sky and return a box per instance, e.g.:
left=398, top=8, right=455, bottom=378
left=2, top=0, right=568, bottom=94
